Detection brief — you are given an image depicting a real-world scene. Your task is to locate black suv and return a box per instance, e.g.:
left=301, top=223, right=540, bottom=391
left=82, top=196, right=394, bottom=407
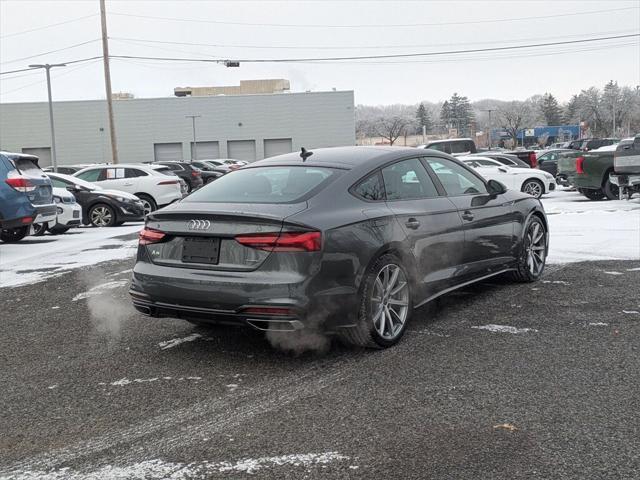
left=568, top=138, right=619, bottom=151
left=152, top=161, right=204, bottom=192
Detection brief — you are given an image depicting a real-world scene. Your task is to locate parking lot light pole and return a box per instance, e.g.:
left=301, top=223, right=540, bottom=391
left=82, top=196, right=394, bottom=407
left=186, top=115, right=201, bottom=162
left=28, top=63, right=66, bottom=172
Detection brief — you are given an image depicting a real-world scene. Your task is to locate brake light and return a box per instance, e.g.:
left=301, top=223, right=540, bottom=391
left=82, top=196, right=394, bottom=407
left=20, top=216, right=33, bottom=224
left=529, top=152, right=537, bottom=168
left=157, top=180, right=179, bottom=185
left=576, top=156, right=585, bottom=174
left=241, top=306, right=293, bottom=316
left=139, top=227, right=166, bottom=245
left=235, top=231, right=321, bottom=252
left=5, top=176, right=36, bottom=192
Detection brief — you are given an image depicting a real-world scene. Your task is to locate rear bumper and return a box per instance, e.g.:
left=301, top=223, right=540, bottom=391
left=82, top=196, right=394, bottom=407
left=56, top=204, right=82, bottom=227
left=118, top=202, right=145, bottom=220
left=610, top=173, right=640, bottom=188
left=34, top=204, right=57, bottom=225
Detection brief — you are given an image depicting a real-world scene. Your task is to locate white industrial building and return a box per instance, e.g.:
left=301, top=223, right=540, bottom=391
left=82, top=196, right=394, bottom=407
left=0, top=90, right=355, bottom=167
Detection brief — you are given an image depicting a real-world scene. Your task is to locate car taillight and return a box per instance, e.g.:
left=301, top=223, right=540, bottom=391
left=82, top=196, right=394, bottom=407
left=576, top=156, right=585, bottom=174
left=139, top=227, right=166, bottom=245
left=157, top=180, right=180, bottom=185
left=191, top=171, right=201, bottom=177
left=529, top=152, right=537, bottom=168
left=5, top=176, right=36, bottom=192
left=20, top=216, right=33, bottom=224
left=235, top=231, right=321, bottom=252
left=241, top=306, right=294, bottom=316
left=229, top=165, right=240, bottom=171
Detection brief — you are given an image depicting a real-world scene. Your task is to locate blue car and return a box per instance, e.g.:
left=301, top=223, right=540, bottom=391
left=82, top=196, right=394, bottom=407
left=0, top=151, right=56, bottom=243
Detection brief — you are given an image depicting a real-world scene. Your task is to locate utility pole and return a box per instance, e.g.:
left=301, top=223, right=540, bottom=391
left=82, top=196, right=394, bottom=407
left=100, top=0, right=118, bottom=164
left=28, top=63, right=66, bottom=172
left=186, top=115, right=201, bottom=161
left=482, top=109, right=495, bottom=149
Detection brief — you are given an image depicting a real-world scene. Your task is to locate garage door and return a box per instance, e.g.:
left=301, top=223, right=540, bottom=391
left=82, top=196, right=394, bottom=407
left=264, top=138, right=292, bottom=158
left=154, top=143, right=183, bottom=162
left=21, top=147, right=51, bottom=167
left=227, top=140, right=256, bottom=162
left=191, top=141, right=219, bottom=160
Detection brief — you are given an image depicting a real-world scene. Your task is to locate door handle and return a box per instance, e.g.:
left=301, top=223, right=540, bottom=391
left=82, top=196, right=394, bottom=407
left=461, top=210, right=475, bottom=221
left=123, top=183, right=133, bottom=186
left=405, top=218, right=420, bottom=229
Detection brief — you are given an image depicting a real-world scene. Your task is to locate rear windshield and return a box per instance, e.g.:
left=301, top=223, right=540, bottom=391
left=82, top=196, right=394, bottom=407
left=184, top=166, right=339, bottom=204
left=9, top=156, right=41, bottom=173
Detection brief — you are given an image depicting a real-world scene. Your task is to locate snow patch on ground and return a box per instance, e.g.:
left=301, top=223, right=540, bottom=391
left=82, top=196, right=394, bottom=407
left=602, top=271, right=623, bottom=276
left=4, top=453, right=351, bottom=479
left=72, top=280, right=129, bottom=301
left=158, top=333, right=202, bottom=350
left=588, top=322, right=609, bottom=327
left=0, top=225, right=141, bottom=288
left=472, top=324, right=538, bottom=334
left=622, top=310, right=640, bottom=315
left=105, top=376, right=202, bottom=387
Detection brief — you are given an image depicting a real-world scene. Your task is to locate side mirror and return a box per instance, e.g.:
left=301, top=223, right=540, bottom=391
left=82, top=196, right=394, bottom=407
left=487, top=179, right=507, bottom=196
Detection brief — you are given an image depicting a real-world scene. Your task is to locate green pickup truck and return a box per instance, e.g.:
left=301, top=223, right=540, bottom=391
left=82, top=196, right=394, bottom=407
left=557, top=146, right=620, bottom=200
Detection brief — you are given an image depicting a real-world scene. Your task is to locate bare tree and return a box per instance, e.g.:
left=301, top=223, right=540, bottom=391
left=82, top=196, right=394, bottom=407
left=498, top=101, right=532, bottom=147
left=371, top=105, right=414, bottom=145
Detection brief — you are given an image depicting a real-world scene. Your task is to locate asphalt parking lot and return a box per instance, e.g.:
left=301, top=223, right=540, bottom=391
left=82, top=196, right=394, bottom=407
left=2, top=250, right=640, bottom=479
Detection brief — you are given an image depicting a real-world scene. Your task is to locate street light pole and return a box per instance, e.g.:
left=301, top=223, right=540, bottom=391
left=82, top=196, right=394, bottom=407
left=28, top=63, right=66, bottom=172
left=482, top=109, right=494, bottom=149
left=186, top=115, right=201, bottom=162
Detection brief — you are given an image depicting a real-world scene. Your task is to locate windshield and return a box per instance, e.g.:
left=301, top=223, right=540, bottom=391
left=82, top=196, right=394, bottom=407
left=184, top=166, right=339, bottom=204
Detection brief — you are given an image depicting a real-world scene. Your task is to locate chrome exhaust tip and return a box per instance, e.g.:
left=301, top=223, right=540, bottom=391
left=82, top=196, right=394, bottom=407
left=246, top=319, right=305, bottom=332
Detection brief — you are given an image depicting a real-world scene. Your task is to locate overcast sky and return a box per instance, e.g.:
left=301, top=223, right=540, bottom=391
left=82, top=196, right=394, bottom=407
left=1, top=0, right=639, bottom=105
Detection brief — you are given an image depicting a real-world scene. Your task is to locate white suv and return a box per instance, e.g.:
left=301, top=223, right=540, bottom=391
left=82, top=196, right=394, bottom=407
left=73, top=164, right=182, bottom=214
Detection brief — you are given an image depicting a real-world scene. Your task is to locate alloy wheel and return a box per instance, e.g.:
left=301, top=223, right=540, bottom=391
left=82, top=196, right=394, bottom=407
left=523, top=180, right=542, bottom=198
left=91, top=206, right=112, bottom=227
left=525, top=222, right=546, bottom=276
left=370, top=264, right=409, bottom=340
left=140, top=199, right=153, bottom=216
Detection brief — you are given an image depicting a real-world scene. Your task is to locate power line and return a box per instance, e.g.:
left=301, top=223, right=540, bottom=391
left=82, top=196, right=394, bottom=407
left=0, top=56, right=103, bottom=76
left=109, top=29, right=638, bottom=51
left=0, top=14, right=98, bottom=39
left=107, top=6, right=638, bottom=28
left=0, top=39, right=101, bottom=66
left=110, top=33, right=640, bottom=63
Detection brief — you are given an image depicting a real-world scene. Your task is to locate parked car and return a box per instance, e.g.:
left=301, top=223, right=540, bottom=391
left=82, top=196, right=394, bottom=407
left=189, top=161, right=225, bottom=184
left=43, top=165, right=84, bottom=175
left=610, top=134, right=640, bottom=199
left=152, top=161, right=204, bottom=192
left=469, top=152, right=530, bottom=169
left=460, top=156, right=555, bottom=198
left=73, top=164, right=182, bottom=214
left=489, top=149, right=538, bottom=168
left=556, top=144, right=620, bottom=200
left=567, top=138, right=619, bottom=151
left=48, top=172, right=145, bottom=226
left=32, top=187, right=82, bottom=235
left=130, top=146, right=548, bottom=349
left=196, top=159, right=235, bottom=174
left=149, top=164, right=189, bottom=195
left=421, top=138, right=477, bottom=155
left=0, top=151, right=56, bottom=243
left=535, top=149, right=573, bottom=178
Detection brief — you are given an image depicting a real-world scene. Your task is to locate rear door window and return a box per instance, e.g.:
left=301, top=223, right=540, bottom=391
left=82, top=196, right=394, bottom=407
left=76, top=169, right=103, bottom=182
left=425, top=158, right=488, bottom=196
left=381, top=158, right=439, bottom=200
left=184, top=166, right=339, bottom=204
left=450, top=142, right=471, bottom=154
left=125, top=168, right=147, bottom=178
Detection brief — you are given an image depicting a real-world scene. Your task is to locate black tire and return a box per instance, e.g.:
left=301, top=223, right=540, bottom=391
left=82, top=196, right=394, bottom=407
left=88, top=204, right=116, bottom=227
left=602, top=177, right=620, bottom=201
left=48, top=226, right=70, bottom=235
left=521, top=179, right=544, bottom=198
left=31, top=222, right=48, bottom=236
left=579, top=188, right=606, bottom=201
left=339, top=253, right=412, bottom=349
left=137, top=194, right=157, bottom=215
left=510, top=216, right=547, bottom=283
left=0, top=226, right=29, bottom=243
left=114, top=220, right=125, bottom=226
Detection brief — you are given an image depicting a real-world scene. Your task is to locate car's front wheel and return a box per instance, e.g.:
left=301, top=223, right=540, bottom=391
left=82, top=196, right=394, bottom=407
left=341, top=253, right=412, bottom=348
left=510, top=216, right=547, bottom=282
left=89, top=204, right=116, bottom=227
left=521, top=179, right=544, bottom=198
left=0, top=226, right=29, bottom=243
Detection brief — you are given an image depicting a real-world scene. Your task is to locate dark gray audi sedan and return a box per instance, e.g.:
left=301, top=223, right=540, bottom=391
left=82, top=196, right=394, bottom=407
left=130, top=146, right=548, bottom=348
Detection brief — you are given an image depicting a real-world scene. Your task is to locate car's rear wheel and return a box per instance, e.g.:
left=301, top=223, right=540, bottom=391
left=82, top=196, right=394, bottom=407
left=137, top=194, right=157, bottom=215
left=521, top=179, right=544, bottom=198
left=31, top=222, right=48, bottom=236
left=602, top=177, right=620, bottom=200
left=89, top=204, right=116, bottom=227
left=340, top=253, right=412, bottom=348
left=578, top=188, right=606, bottom=200
left=510, top=216, right=547, bottom=282
left=0, top=226, right=29, bottom=243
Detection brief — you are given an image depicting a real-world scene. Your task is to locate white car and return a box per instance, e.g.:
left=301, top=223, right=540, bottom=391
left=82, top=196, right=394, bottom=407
left=460, top=156, right=555, bottom=198
left=73, top=164, right=182, bottom=214
left=32, top=187, right=82, bottom=236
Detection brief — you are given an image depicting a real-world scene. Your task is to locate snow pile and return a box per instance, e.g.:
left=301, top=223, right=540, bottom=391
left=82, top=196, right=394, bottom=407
left=472, top=324, right=537, bottom=334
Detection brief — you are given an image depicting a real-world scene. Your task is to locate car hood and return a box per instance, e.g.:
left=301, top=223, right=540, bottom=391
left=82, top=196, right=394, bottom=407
left=100, top=189, right=140, bottom=201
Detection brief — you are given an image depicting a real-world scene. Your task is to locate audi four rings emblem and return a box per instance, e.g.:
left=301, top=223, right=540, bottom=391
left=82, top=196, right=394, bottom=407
left=188, top=219, right=211, bottom=230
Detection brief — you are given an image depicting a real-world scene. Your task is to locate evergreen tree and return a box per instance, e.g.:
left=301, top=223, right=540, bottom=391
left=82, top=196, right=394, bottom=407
left=440, top=100, right=451, bottom=130
left=563, top=95, right=580, bottom=125
left=416, top=103, right=432, bottom=133
left=539, top=93, right=562, bottom=125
